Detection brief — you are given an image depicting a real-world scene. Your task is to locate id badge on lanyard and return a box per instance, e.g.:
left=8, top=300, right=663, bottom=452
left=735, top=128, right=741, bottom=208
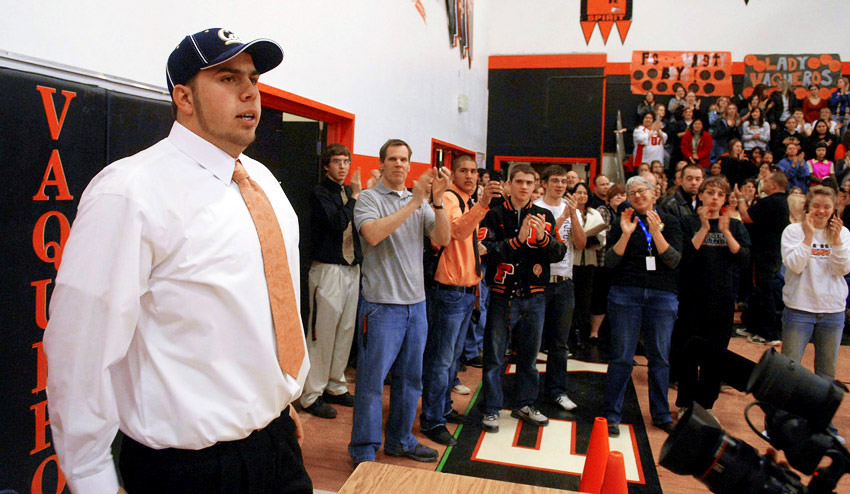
left=636, top=215, right=656, bottom=271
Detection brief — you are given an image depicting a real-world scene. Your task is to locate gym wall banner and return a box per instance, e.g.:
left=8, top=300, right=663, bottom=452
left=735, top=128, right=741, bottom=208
left=580, top=0, right=632, bottom=45
left=630, top=51, right=734, bottom=97
left=1, top=67, right=171, bottom=494
left=0, top=68, right=109, bottom=494
left=445, top=0, right=473, bottom=66
left=742, top=53, right=842, bottom=99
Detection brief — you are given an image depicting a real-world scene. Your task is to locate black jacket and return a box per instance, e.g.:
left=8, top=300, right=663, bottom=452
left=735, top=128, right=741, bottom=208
left=482, top=199, right=566, bottom=297
left=309, top=177, right=362, bottom=265
left=657, top=188, right=698, bottom=229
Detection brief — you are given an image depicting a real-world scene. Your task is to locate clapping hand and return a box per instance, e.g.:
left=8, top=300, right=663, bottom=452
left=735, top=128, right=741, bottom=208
left=431, top=167, right=451, bottom=201
left=718, top=207, right=732, bottom=233
left=645, top=210, right=664, bottom=237
left=411, top=169, right=434, bottom=204
left=529, top=213, right=548, bottom=241
left=830, top=215, right=844, bottom=245
left=620, top=207, right=638, bottom=235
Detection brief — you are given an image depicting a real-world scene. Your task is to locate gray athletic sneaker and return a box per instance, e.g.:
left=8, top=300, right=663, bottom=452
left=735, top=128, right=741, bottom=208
left=511, top=406, right=549, bottom=426
left=554, top=394, right=578, bottom=411
left=482, top=413, right=500, bottom=433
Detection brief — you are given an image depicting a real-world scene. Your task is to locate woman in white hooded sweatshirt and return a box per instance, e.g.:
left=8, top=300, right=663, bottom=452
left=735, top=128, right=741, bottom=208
left=780, top=185, right=850, bottom=383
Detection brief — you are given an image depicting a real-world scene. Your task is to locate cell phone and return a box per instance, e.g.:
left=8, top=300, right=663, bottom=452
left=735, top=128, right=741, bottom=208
left=435, top=149, right=444, bottom=170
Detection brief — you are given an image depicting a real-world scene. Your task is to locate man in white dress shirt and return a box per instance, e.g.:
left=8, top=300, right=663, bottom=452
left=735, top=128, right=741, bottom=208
left=43, top=28, right=312, bottom=494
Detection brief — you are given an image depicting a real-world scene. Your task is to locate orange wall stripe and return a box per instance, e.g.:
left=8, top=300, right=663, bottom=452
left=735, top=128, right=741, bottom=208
left=258, top=82, right=355, bottom=158
left=489, top=54, right=607, bottom=70
left=604, top=62, right=631, bottom=75
left=259, top=83, right=354, bottom=121
left=432, top=138, right=475, bottom=156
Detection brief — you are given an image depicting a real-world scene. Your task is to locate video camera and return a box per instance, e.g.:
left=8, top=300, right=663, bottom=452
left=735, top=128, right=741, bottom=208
left=659, top=348, right=849, bottom=494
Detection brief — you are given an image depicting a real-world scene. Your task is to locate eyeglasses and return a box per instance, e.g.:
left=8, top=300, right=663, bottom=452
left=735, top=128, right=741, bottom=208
left=330, top=158, right=351, bottom=165
left=628, top=187, right=651, bottom=197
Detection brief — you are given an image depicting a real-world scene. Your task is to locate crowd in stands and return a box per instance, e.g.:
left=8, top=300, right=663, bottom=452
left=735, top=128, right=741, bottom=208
left=304, top=77, right=850, bottom=469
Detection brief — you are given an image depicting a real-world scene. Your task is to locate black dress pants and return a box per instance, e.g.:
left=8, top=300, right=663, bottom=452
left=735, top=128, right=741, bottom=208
left=119, top=407, right=312, bottom=494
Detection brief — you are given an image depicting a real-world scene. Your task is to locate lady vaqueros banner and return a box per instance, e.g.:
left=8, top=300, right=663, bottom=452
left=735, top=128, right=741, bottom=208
left=743, top=54, right=842, bottom=99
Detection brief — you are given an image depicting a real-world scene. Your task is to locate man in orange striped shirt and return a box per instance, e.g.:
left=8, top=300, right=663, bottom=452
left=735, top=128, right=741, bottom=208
left=420, top=156, right=502, bottom=445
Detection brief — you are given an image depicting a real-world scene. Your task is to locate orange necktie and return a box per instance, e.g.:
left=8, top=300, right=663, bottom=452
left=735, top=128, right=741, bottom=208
left=233, top=159, right=304, bottom=380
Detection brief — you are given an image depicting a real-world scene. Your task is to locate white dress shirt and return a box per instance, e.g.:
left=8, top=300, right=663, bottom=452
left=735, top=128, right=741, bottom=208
left=44, top=122, right=309, bottom=494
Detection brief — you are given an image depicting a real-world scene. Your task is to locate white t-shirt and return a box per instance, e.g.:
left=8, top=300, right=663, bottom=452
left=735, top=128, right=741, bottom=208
left=534, top=198, right=574, bottom=278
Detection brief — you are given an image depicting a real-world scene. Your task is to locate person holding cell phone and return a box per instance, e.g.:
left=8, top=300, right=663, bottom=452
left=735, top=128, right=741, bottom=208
left=780, top=186, right=850, bottom=443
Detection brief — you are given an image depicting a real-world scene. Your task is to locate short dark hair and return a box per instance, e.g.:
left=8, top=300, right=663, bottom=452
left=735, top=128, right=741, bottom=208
left=321, top=144, right=351, bottom=168
left=771, top=171, right=789, bottom=190
left=570, top=182, right=590, bottom=195
left=699, top=175, right=731, bottom=195
left=508, top=163, right=536, bottom=181
left=452, top=154, right=476, bottom=169
left=379, top=139, right=411, bottom=162
left=681, top=163, right=704, bottom=177
left=478, top=168, right=488, bottom=177
left=541, top=165, right=568, bottom=181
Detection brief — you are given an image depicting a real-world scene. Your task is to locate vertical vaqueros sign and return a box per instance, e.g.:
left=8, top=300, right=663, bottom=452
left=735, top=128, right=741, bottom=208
left=0, top=69, right=107, bottom=494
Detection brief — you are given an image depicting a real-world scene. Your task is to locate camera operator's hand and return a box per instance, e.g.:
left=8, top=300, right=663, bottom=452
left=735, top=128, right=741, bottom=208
left=764, top=448, right=791, bottom=469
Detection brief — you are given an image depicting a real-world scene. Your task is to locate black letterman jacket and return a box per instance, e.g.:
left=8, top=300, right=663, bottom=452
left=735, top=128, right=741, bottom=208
left=481, top=198, right=566, bottom=297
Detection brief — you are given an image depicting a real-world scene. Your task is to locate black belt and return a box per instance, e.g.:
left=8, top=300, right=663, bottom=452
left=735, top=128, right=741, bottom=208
left=550, top=275, right=572, bottom=283
left=435, top=282, right=476, bottom=294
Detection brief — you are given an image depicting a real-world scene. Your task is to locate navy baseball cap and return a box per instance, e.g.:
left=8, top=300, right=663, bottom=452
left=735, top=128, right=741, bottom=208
left=166, top=28, right=283, bottom=93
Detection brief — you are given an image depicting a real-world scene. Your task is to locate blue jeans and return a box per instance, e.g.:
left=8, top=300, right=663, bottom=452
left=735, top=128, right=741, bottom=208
left=543, top=280, right=575, bottom=400
left=781, top=308, right=845, bottom=379
left=603, top=286, right=678, bottom=425
left=349, top=299, right=427, bottom=463
left=421, top=288, right=475, bottom=430
left=481, top=293, right=545, bottom=414
left=462, top=276, right=489, bottom=360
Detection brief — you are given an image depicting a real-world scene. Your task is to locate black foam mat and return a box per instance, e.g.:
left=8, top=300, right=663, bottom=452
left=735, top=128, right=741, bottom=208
left=438, top=360, right=662, bottom=493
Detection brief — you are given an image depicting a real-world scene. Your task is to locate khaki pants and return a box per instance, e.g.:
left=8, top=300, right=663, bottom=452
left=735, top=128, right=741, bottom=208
left=300, top=262, right=360, bottom=407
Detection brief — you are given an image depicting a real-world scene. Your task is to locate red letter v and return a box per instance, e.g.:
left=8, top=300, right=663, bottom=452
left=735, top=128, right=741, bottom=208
left=36, top=85, right=77, bottom=140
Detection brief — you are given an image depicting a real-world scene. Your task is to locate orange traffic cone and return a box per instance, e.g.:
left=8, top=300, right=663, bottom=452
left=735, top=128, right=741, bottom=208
left=600, top=450, right=628, bottom=494
left=578, top=417, right=610, bottom=494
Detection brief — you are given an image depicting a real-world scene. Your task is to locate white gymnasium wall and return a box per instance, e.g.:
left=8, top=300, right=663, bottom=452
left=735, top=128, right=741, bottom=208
left=485, top=0, right=850, bottom=61
left=1, top=0, right=490, bottom=160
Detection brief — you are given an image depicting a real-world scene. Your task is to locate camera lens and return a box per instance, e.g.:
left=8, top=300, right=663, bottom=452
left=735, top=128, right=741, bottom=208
left=748, top=349, right=844, bottom=431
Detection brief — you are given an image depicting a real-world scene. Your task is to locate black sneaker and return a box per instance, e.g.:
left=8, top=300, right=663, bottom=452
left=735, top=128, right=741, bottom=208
left=304, top=397, right=337, bottom=419
left=608, top=422, right=620, bottom=437
left=445, top=409, right=472, bottom=424
left=384, top=443, right=438, bottom=462
left=464, top=355, right=484, bottom=368
left=323, top=391, right=355, bottom=407
left=422, top=425, right=457, bottom=446
left=653, top=421, right=675, bottom=434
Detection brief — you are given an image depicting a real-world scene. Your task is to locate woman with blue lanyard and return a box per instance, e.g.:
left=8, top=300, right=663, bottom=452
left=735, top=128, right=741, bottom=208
left=602, top=175, right=683, bottom=437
